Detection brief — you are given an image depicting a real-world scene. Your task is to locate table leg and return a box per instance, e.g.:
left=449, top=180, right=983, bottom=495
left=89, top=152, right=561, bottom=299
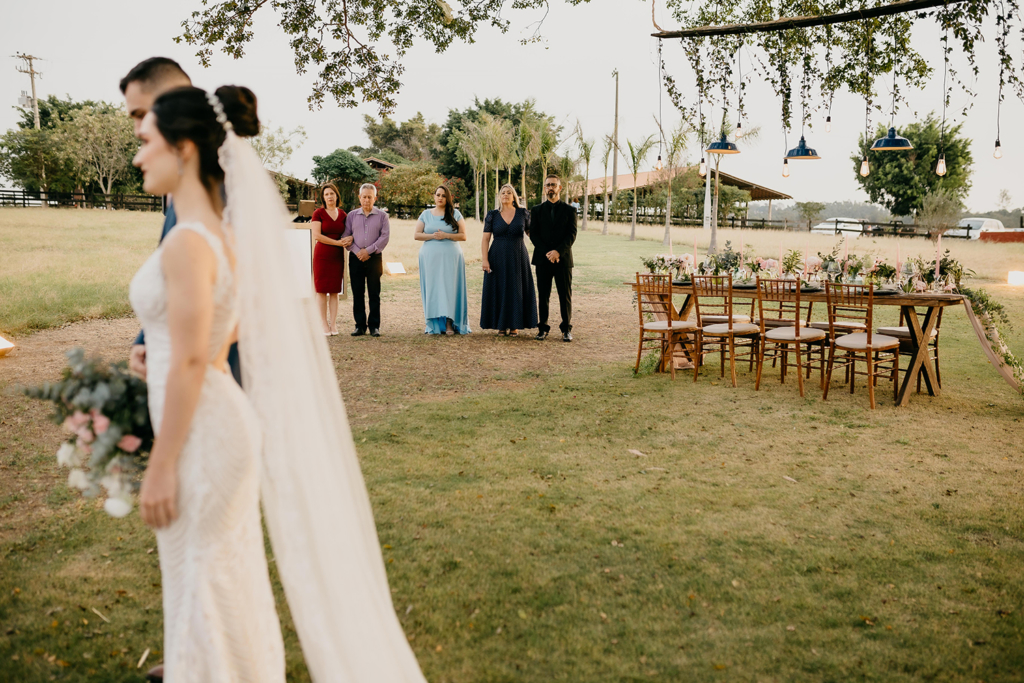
left=896, top=305, right=940, bottom=406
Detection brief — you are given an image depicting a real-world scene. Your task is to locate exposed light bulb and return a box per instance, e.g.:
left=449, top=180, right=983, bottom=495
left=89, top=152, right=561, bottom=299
left=698, top=157, right=707, bottom=177
left=859, top=156, right=870, bottom=177
left=935, top=154, right=947, bottom=176
left=825, top=115, right=832, bottom=133
left=782, top=158, right=790, bottom=177
left=735, top=122, right=744, bottom=139
left=994, top=139, right=1003, bottom=159
left=655, top=155, right=663, bottom=171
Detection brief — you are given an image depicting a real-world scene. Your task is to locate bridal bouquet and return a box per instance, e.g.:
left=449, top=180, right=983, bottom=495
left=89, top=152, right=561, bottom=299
left=22, top=348, right=152, bottom=517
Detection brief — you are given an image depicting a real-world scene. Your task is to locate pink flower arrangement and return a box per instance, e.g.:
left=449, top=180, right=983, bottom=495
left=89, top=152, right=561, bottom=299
left=117, top=435, right=143, bottom=453
left=805, top=256, right=823, bottom=273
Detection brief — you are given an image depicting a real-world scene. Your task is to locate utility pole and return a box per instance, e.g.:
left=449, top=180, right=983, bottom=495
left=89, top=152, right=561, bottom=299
left=14, top=53, right=46, bottom=207
left=14, top=53, right=42, bottom=129
left=611, top=69, right=619, bottom=210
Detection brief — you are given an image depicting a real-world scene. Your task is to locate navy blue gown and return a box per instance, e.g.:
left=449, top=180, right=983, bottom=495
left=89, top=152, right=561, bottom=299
left=480, top=208, right=539, bottom=331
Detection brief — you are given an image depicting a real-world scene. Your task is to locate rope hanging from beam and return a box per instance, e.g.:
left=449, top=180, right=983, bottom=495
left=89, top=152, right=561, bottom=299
left=651, top=0, right=966, bottom=39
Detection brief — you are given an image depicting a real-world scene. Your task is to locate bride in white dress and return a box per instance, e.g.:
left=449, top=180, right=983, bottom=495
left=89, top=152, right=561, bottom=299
left=129, top=85, right=427, bottom=682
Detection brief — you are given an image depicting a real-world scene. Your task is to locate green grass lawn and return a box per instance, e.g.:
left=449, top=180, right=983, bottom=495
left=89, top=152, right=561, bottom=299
left=0, top=208, right=162, bottom=337
left=1, top=208, right=1023, bottom=682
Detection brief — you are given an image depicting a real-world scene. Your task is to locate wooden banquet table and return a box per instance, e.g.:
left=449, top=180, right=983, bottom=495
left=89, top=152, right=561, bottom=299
left=628, top=280, right=964, bottom=407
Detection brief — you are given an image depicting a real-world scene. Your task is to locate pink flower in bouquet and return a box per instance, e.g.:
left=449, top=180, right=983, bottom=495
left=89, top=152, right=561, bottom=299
left=117, top=434, right=143, bottom=453
left=914, top=279, right=928, bottom=292
left=90, top=409, right=111, bottom=435
left=76, top=437, right=92, bottom=454
left=76, top=425, right=95, bottom=444
left=63, top=410, right=90, bottom=432
left=806, top=256, right=823, bottom=273
left=764, top=259, right=779, bottom=271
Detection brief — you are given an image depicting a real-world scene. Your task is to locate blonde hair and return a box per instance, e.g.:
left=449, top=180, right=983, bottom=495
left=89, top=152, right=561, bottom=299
left=498, top=183, right=521, bottom=208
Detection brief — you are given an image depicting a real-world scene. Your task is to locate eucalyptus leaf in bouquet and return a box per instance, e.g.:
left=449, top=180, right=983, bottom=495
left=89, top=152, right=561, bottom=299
left=22, top=348, right=152, bottom=517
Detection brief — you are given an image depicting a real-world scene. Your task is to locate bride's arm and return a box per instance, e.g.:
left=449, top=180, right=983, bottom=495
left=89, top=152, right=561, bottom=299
left=138, top=232, right=217, bottom=529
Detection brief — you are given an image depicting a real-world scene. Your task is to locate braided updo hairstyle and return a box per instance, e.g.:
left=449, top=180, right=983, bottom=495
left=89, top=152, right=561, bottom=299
left=151, top=85, right=260, bottom=193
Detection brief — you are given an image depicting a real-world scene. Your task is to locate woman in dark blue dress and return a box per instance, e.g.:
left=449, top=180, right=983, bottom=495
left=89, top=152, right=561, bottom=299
left=480, top=184, right=538, bottom=335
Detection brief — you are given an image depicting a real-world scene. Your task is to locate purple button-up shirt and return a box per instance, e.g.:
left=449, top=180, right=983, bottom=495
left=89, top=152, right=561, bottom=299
left=343, top=206, right=390, bottom=255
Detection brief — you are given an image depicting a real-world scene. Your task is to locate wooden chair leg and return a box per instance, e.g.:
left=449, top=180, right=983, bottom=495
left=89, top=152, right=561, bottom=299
left=634, top=330, right=644, bottom=374
left=867, top=353, right=876, bottom=409
left=668, top=334, right=676, bottom=380
left=755, top=337, right=766, bottom=390
left=823, top=346, right=835, bottom=400
left=892, top=352, right=899, bottom=403
left=934, top=344, right=941, bottom=388
left=719, top=344, right=726, bottom=379
left=849, top=352, right=856, bottom=394
left=795, top=343, right=805, bottom=397
left=728, top=336, right=738, bottom=387
left=693, top=334, right=701, bottom=383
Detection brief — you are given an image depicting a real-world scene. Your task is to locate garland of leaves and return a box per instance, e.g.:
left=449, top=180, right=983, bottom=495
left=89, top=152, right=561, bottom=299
left=662, top=0, right=1020, bottom=126
left=961, top=286, right=1024, bottom=396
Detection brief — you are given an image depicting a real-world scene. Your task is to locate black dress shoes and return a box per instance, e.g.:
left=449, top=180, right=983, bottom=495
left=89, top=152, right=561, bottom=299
left=562, top=332, right=573, bottom=342
left=351, top=327, right=366, bottom=337
left=369, top=328, right=381, bottom=337
left=535, top=330, right=548, bottom=341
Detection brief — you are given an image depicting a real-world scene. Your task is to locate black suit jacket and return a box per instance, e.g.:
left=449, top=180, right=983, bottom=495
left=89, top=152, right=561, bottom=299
left=528, top=201, right=577, bottom=269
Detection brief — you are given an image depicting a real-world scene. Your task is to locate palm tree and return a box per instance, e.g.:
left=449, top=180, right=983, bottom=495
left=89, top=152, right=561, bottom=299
left=653, top=117, right=689, bottom=249
left=623, top=135, right=656, bottom=241
left=454, top=120, right=486, bottom=221
left=516, top=101, right=542, bottom=205
left=558, top=152, right=578, bottom=207
left=487, top=117, right=514, bottom=209
left=600, top=134, right=613, bottom=235
left=575, top=121, right=595, bottom=231
left=537, top=120, right=558, bottom=200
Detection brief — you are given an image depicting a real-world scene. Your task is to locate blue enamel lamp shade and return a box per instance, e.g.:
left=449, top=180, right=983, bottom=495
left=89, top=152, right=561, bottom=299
left=707, top=132, right=740, bottom=155
left=871, top=127, right=914, bottom=151
left=785, top=135, right=821, bottom=160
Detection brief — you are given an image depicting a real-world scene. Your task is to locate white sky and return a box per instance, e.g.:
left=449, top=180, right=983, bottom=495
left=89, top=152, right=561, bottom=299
left=1, top=0, right=1022, bottom=212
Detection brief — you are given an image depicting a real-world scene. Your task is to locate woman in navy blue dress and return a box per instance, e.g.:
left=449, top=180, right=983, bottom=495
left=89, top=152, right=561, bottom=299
left=479, top=184, right=538, bottom=335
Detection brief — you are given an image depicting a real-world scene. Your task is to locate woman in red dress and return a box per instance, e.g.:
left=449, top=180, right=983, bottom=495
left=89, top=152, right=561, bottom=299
left=311, top=183, right=351, bottom=335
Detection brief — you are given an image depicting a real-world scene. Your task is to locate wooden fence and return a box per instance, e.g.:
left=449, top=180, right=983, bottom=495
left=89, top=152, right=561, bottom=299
left=0, top=189, right=162, bottom=211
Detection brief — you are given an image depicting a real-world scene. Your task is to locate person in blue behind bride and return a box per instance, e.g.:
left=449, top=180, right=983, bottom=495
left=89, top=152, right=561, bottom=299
left=415, top=186, right=471, bottom=335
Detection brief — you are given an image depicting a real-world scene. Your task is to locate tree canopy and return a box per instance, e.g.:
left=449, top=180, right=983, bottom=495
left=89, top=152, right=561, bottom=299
left=176, top=0, right=592, bottom=115
left=361, top=113, right=441, bottom=163
left=852, top=115, right=972, bottom=217
left=310, top=149, right=377, bottom=204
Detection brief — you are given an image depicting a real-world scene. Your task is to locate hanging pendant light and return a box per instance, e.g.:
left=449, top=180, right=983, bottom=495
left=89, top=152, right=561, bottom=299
left=785, top=135, right=821, bottom=160
left=825, top=115, right=832, bottom=133
left=698, top=157, right=707, bottom=177
left=707, top=132, right=740, bottom=155
left=871, top=126, right=914, bottom=151
left=994, top=139, right=1003, bottom=159
left=859, top=155, right=871, bottom=177
left=935, top=154, right=947, bottom=176
left=782, top=158, right=790, bottom=177
left=735, top=120, right=744, bottom=139
left=655, top=154, right=663, bottom=171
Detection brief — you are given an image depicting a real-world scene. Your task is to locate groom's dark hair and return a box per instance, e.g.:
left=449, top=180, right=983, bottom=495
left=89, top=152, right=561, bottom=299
left=119, top=57, right=191, bottom=94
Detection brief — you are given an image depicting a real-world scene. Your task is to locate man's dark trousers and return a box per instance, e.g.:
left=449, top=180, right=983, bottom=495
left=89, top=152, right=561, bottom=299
left=536, top=259, right=572, bottom=334
left=349, top=252, right=383, bottom=330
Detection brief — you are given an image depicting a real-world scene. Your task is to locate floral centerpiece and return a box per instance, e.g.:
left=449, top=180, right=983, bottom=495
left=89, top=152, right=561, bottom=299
left=641, top=253, right=691, bottom=278
left=22, top=348, right=153, bottom=517
left=781, top=249, right=803, bottom=278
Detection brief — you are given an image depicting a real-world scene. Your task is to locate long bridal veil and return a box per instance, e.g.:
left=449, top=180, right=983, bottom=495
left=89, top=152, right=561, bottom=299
left=220, top=130, right=427, bottom=682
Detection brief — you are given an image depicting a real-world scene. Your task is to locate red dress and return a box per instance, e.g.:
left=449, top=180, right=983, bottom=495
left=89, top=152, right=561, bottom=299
left=312, top=207, right=348, bottom=293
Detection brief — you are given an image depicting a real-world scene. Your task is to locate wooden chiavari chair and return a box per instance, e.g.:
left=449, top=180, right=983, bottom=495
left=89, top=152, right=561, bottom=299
left=754, top=278, right=827, bottom=397
left=823, top=283, right=900, bottom=409
left=691, top=274, right=759, bottom=387
left=634, top=273, right=698, bottom=380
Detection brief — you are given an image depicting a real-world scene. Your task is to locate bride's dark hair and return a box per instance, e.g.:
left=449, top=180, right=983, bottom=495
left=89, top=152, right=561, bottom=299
left=151, top=85, right=260, bottom=192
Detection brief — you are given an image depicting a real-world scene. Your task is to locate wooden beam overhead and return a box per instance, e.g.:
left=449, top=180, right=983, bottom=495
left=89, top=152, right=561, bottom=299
left=652, top=0, right=966, bottom=39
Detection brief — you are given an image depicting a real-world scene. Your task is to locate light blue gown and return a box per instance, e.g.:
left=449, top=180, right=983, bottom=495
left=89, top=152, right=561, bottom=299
left=418, top=209, right=471, bottom=334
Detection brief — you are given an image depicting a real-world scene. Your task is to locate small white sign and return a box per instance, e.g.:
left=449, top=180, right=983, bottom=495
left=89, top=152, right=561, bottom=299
left=385, top=262, right=406, bottom=275
left=285, top=228, right=313, bottom=298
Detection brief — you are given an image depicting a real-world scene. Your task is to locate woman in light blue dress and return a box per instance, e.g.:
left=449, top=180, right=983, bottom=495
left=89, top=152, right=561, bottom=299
left=415, top=186, right=471, bottom=335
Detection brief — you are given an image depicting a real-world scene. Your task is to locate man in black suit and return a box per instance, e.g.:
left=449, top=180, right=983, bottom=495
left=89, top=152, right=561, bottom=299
left=529, top=174, right=577, bottom=342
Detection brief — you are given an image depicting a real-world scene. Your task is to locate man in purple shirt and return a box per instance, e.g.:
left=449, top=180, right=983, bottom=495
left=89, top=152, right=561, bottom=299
left=342, top=183, right=390, bottom=336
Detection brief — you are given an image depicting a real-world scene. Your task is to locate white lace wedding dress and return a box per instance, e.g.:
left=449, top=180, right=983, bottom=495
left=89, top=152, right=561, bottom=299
left=129, top=222, right=286, bottom=682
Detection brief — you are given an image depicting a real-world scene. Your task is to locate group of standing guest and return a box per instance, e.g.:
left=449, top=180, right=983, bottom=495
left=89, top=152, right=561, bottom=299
left=311, top=182, right=389, bottom=337
left=310, top=174, right=577, bottom=342
left=420, top=174, right=577, bottom=341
